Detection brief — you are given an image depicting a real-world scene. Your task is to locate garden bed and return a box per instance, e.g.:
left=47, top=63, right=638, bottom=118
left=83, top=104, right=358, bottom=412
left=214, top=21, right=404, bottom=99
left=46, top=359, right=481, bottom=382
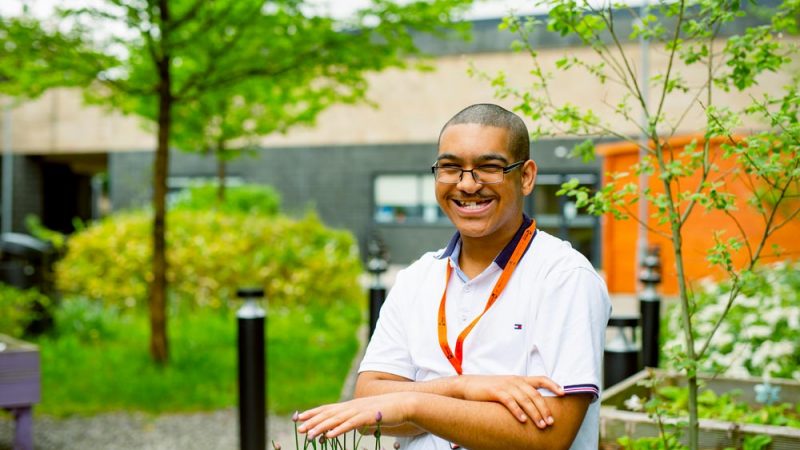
left=600, top=369, right=800, bottom=449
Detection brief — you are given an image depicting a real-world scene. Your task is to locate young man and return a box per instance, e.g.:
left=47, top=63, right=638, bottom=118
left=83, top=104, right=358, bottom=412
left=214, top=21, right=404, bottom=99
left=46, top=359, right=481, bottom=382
left=298, top=104, right=611, bottom=449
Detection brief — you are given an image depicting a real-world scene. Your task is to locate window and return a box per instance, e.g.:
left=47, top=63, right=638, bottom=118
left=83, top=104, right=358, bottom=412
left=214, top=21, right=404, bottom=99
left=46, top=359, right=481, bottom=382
left=530, top=173, right=600, bottom=266
left=373, top=174, right=446, bottom=224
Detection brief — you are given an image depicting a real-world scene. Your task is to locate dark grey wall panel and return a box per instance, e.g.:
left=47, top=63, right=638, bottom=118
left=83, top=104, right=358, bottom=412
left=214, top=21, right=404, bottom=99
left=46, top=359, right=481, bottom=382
left=109, top=138, right=601, bottom=264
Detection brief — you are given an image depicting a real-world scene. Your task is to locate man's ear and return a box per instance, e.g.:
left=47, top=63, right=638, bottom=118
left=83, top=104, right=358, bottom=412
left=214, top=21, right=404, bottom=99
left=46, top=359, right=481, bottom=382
left=521, top=159, right=537, bottom=195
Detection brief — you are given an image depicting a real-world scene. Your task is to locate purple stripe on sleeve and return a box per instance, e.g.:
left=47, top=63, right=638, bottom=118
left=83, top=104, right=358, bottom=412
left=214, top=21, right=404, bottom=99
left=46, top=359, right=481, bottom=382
left=562, top=384, right=600, bottom=400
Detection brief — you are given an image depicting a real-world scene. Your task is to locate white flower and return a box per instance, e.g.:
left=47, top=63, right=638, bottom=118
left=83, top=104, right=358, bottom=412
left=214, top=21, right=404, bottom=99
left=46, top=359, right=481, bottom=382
left=624, top=394, right=644, bottom=411
left=786, top=307, right=800, bottom=329
left=744, top=325, right=772, bottom=339
left=768, top=341, right=794, bottom=358
left=738, top=296, right=760, bottom=309
left=751, top=342, right=770, bottom=367
left=761, top=307, right=784, bottom=327
left=726, top=364, right=752, bottom=378
left=710, top=331, right=734, bottom=348
left=764, top=361, right=782, bottom=376
left=696, top=321, right=715, bottom=336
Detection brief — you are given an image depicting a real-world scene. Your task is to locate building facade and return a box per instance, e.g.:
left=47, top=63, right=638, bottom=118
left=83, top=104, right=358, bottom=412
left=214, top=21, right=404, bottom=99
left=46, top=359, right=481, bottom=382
left=3, top=7, right=793, bottom=282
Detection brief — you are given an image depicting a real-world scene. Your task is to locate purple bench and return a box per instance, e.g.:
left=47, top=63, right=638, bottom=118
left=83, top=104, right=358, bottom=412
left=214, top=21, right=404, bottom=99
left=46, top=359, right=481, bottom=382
left=0, top=335, right=40, bottom=450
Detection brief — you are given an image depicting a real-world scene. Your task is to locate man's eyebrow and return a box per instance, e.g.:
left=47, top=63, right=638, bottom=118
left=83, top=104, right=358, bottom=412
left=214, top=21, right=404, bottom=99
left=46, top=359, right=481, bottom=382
left=436, top=153, right=462, bottom=162
left=475, top=153, right=510, bottom=164
left=436, top=152, right=510, bottom=164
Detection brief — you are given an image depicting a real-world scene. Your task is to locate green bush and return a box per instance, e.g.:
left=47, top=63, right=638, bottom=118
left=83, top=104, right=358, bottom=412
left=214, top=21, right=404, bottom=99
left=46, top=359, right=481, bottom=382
left=170, top=183, right=281, bottom=216
left=55, top=209, right=363, bottom=310
left=0, top=283, right=51, bottom=337
left=663, top=261, right=800, bottom=380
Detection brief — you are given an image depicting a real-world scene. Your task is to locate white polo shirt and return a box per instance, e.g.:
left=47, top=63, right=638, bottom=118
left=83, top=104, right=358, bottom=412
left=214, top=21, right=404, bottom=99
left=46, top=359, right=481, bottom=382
left=360, top=217, right=611, bottom=450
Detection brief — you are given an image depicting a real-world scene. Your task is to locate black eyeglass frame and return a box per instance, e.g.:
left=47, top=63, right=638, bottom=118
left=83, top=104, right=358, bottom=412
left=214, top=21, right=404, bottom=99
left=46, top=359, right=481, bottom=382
left=430, top=160, right=527, bottom=184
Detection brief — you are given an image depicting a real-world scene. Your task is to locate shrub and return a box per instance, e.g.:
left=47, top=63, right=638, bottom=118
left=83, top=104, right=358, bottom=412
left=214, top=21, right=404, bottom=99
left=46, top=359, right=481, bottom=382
left=55, top=209, right=363, bottom=310
left=170, top=183, right=281, bottom=216
left=663, top=261, right=800, bottom=380
left=0, top=283, right=52, bottom=338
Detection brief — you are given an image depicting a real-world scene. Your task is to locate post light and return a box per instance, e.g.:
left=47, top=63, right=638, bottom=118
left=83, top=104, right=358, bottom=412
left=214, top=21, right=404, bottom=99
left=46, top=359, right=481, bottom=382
left=237, top=287, right=266, bottom=450
left=638, top=246, right=662, bottom=368
left=366, top=235, right=389, bottom=338
left=603, top=316, right=642, bottom=387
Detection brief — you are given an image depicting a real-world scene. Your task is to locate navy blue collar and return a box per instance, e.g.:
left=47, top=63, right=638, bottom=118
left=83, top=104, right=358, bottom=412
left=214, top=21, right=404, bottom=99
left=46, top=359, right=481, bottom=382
left=436, top=214, right=536, bottom=269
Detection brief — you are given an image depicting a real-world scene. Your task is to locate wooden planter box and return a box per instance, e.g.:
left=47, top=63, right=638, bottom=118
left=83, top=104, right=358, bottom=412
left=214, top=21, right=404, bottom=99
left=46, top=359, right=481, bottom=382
left=0, top=334, right=40, bottom=450
left=600, top=369, right=800, bottom=450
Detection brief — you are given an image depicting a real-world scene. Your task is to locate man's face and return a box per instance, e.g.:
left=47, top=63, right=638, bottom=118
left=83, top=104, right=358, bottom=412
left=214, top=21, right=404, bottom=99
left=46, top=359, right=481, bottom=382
left=435, top=123, right=536, bottom=240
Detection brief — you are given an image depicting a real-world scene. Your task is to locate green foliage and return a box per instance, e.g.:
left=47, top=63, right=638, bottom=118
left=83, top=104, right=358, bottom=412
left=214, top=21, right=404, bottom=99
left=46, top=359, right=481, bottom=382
left=664, top=262, right=800, bottom=380
left=170, top=183, right=281, bottom=216
left=55, top=209, right=363, bottom=310
left=36, top=297, right=360, bottom=415
left=3, top=0, right=473, bottom=362
left=0, top=283, right=51, bottom=338
left=652, top=386, right=800, bottom=428
left=617, top=433, right=683, bottom=450
left=480, top=1, right=800, bottom=448
left=0, top=13, right=103, bottom=99
left=25, top=214, right=67, bottom=251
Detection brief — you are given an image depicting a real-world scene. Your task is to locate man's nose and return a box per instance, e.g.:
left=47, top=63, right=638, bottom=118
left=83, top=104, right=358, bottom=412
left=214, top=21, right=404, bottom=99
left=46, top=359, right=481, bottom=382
left=456, top=171, right=483, bottom=193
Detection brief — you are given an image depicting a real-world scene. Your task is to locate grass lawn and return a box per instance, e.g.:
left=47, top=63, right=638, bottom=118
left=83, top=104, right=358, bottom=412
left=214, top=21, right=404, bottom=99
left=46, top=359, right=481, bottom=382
left=33, top=297, right=362, bottom=417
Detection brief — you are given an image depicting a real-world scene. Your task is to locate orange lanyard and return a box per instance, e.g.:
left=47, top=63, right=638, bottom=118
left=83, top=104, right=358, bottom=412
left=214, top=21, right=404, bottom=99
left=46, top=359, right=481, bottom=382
left=437, top=220, right=536, bottom=375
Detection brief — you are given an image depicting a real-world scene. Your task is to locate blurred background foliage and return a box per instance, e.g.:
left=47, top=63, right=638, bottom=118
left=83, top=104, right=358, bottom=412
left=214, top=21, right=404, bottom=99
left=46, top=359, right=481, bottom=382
left=0, top=284, right=51, bottom=338
left=3, top=183, right=364, bottom=415
left=170, top=183, right=282, bottom=216
left=55, top=183, right=362, bottom=311
left=663, top=261, right=800, bottom=380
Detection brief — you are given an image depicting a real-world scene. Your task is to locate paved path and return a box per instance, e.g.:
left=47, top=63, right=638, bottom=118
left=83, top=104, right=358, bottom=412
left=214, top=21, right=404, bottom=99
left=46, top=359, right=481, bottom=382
left=0, top=409, right=393, bottom=450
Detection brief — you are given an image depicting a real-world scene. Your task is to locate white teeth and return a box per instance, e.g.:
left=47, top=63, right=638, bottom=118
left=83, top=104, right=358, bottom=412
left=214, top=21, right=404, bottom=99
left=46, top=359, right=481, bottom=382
left=459, top=200, right=488, bottom=210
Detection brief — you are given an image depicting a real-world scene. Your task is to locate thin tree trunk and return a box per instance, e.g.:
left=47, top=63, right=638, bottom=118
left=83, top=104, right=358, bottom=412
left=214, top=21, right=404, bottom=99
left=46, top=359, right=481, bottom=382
left=216, top=142, right=226, bottom=203
left=149, top=0, right=171, bottom=365
left=655, top=140, right=699, bottom=449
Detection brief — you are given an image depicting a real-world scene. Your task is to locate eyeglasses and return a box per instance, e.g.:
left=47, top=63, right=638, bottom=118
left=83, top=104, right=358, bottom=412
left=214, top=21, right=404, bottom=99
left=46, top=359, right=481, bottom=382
left=431, top=160, right=526, bottom=184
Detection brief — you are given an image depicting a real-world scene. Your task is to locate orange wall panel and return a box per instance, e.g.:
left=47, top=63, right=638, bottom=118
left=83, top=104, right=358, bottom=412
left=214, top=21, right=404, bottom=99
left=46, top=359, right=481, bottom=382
left=599, top=135, right=800, bottom=295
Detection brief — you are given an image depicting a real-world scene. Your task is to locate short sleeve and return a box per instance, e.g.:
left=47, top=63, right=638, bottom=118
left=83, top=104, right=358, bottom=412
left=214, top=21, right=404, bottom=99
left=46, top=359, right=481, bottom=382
left=358, top=268, right=417, bottom=380
left=532, top=267, right=611, bottom=402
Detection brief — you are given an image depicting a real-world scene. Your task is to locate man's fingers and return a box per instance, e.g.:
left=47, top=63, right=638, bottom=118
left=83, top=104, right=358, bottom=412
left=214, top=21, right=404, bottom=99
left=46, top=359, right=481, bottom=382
left=527, top=376, right=564, bottom=396
left=510, top=385, right=548, bottom=429
left=496, top=391, right=527, bottom=423
left=519, top=383, right=553, bottom=428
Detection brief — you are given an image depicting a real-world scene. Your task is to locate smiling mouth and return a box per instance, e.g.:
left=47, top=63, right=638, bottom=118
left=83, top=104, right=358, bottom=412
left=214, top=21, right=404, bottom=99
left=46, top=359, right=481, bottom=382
left=453, top=198, right=493, bottom=211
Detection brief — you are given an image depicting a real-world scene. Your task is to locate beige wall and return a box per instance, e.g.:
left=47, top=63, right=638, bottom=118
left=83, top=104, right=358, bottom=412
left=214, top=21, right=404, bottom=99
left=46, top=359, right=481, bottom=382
left=9, top=39, right=798, bottom=154
left=9, top=88, right=154, bottom=154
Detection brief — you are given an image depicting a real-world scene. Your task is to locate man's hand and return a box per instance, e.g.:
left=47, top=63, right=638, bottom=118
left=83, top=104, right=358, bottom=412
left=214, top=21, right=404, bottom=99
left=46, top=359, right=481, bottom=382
left=297, top=393, right=414, bottom=439
left=455, top=375, right=564, bottom=428
left=356, top=372, right=564, bottom=429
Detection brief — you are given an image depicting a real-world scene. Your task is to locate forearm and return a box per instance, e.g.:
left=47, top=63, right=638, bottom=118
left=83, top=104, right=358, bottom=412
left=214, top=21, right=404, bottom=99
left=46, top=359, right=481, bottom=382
left=354, top=372, right=461, bottom=399
left=408, top=393, right=582, bottom=450
left=353, top=372, right=464, bottom=436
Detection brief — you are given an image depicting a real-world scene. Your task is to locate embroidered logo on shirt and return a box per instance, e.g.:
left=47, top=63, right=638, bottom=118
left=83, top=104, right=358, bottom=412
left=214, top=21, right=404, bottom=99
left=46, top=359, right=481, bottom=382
left=513, top=323, right=523, bottom=330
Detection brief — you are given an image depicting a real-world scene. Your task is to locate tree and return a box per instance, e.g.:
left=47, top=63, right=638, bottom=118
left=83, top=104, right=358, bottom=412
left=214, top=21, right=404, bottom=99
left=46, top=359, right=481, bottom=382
left=0, top=12, right=101, bottom=98
left=476, top=0, right=800, bottom=448
left=169, top=1, right=468, bottom=201
left=23, top=0, right=472, bottom=364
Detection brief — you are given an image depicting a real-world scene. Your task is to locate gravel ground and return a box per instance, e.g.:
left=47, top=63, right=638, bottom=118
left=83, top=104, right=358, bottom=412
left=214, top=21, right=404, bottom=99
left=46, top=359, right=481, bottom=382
left=0, top=409, right=392, bottom=450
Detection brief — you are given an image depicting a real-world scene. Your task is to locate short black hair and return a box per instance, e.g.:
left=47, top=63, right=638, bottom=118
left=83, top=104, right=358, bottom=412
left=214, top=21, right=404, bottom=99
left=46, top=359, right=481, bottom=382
left=438, top=103, right=530, bottom=161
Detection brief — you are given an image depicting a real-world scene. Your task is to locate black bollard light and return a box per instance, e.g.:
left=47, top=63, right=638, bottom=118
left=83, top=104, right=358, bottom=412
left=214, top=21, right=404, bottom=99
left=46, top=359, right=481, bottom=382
left=237, top=287, right=266, bottom=450
left=639, top=246, right=662, bottom=368
left=603, top=316, right=642, bottom=387
left=366, top=236, right=389, bottom=338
